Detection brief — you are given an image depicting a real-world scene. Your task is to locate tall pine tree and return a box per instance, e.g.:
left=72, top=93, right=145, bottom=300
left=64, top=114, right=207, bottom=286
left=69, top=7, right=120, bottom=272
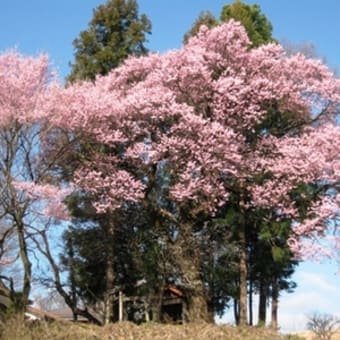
left=68, top=0, right=151, bottom=82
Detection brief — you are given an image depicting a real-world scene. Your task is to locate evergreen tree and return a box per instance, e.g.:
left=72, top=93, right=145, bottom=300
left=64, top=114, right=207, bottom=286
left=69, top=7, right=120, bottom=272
left=220, top=0, right=274, bottom=47
left=184, top=0, right=275, bottom=48
left=68, top=0, right=151, bottom=82
left=61, top=196, right=172, bottom=323
left=183, top=11, right=218, bottom=44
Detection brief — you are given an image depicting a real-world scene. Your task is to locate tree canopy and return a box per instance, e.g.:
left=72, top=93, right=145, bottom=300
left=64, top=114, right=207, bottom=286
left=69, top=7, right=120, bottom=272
left=0, top=6, right=339, bottom=328
left=45, top=21, right=340, bottom=322
left=220, top=0, right=274, bottom=47
left=184, top=0, right=275, bottom=47
left=67, top=0, right=151, bottom=82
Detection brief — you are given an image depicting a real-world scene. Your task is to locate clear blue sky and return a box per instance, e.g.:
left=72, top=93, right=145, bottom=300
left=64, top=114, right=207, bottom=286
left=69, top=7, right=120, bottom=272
left=1, top=0, right=339, bottom=333
left=2, top=0, right=340, bottom=79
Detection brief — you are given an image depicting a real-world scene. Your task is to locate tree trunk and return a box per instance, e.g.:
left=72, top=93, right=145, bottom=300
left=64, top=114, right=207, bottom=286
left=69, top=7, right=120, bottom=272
left=179, top=255, right=210, bottom=322
left=258, top=279, right=267, bottom=326
left=248, top=277, right=253, bottom=326
left=233, top=298, right=240, bottom=325
left=207, top=234, right=217, bottom=322
left=150, top=283, right=164, bottom=322
left=17, top=221, right=31, bottom=309
left=238, top=205, right=248, bottom=326
left=66, top=238, right=78, bottom=321
left=239, top=231, right=247, bottom=326
left=103, top=218, right=115, bottom=325
left=271, top=276, right=279, bottom=330
left=173, top=223, right=211, bottom=323
left=151, top=305, right=161, bottom=323
left=103, top=255, right=114, bottom=324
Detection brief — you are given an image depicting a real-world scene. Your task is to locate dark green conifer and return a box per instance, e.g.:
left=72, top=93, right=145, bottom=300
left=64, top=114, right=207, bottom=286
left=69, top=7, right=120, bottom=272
left=68, top=0, right=151, bottom=82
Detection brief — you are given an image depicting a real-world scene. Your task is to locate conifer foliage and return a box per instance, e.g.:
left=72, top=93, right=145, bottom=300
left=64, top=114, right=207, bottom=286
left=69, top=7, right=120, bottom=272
left=184, top=0, right=274, bottom=47
left=68, top=0, right=151, bottom=82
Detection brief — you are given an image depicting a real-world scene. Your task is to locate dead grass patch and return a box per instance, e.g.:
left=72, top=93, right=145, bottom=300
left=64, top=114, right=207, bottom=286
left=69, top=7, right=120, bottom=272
left=0, top=317, right=310, bottom=340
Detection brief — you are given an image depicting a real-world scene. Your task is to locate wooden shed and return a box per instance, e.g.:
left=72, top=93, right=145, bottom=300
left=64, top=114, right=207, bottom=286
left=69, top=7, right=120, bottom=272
left=160, top=285, right=185, bottom=324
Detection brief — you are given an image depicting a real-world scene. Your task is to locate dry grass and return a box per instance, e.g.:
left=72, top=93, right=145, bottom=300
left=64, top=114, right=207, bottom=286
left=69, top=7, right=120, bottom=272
left=0, top=317, right=309, bottom=340
left=294, top=330, right=340, bottom=340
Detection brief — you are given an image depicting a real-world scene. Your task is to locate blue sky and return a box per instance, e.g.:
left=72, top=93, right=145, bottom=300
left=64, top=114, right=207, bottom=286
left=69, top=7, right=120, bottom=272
left=1, top=0, right=339, bottom=333
left=2, top=0, right=340, bottom=79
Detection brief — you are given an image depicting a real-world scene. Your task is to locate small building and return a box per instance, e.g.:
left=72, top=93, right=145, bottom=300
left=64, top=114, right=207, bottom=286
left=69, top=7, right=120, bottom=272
left=24, top=286, right=187, bottom=325
left=47, top=306, right=89, bottom=322
left=160, top=285, right=185, bottom=324
left=25, top=305, right=101, bottom=324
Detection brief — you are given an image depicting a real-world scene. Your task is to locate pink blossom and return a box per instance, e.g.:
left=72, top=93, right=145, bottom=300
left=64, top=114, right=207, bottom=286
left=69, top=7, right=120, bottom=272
left=44, top=21, right=340, bottom=258
left=13, top=181, right=73, bottom=220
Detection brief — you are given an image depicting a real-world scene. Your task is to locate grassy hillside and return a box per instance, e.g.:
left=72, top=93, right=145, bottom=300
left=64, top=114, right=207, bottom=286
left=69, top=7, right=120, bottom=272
left=0, top=317, right=308, bottom=340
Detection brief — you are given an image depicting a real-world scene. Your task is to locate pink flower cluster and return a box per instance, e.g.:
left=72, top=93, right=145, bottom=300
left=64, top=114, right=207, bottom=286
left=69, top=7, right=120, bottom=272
left=1, top=21, right=339, bottom=259
left=49, top=23, right=339, bottom=255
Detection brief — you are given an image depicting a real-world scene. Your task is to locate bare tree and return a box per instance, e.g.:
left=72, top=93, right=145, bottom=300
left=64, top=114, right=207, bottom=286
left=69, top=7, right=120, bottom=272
left=307, top=313, right=340, bottom=340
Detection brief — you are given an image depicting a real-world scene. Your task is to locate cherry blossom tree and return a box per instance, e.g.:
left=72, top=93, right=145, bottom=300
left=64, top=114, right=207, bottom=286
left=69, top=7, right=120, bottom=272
left=48, top=21, right=340, bottom=323
left=0, top=50, right=70, bottom=309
